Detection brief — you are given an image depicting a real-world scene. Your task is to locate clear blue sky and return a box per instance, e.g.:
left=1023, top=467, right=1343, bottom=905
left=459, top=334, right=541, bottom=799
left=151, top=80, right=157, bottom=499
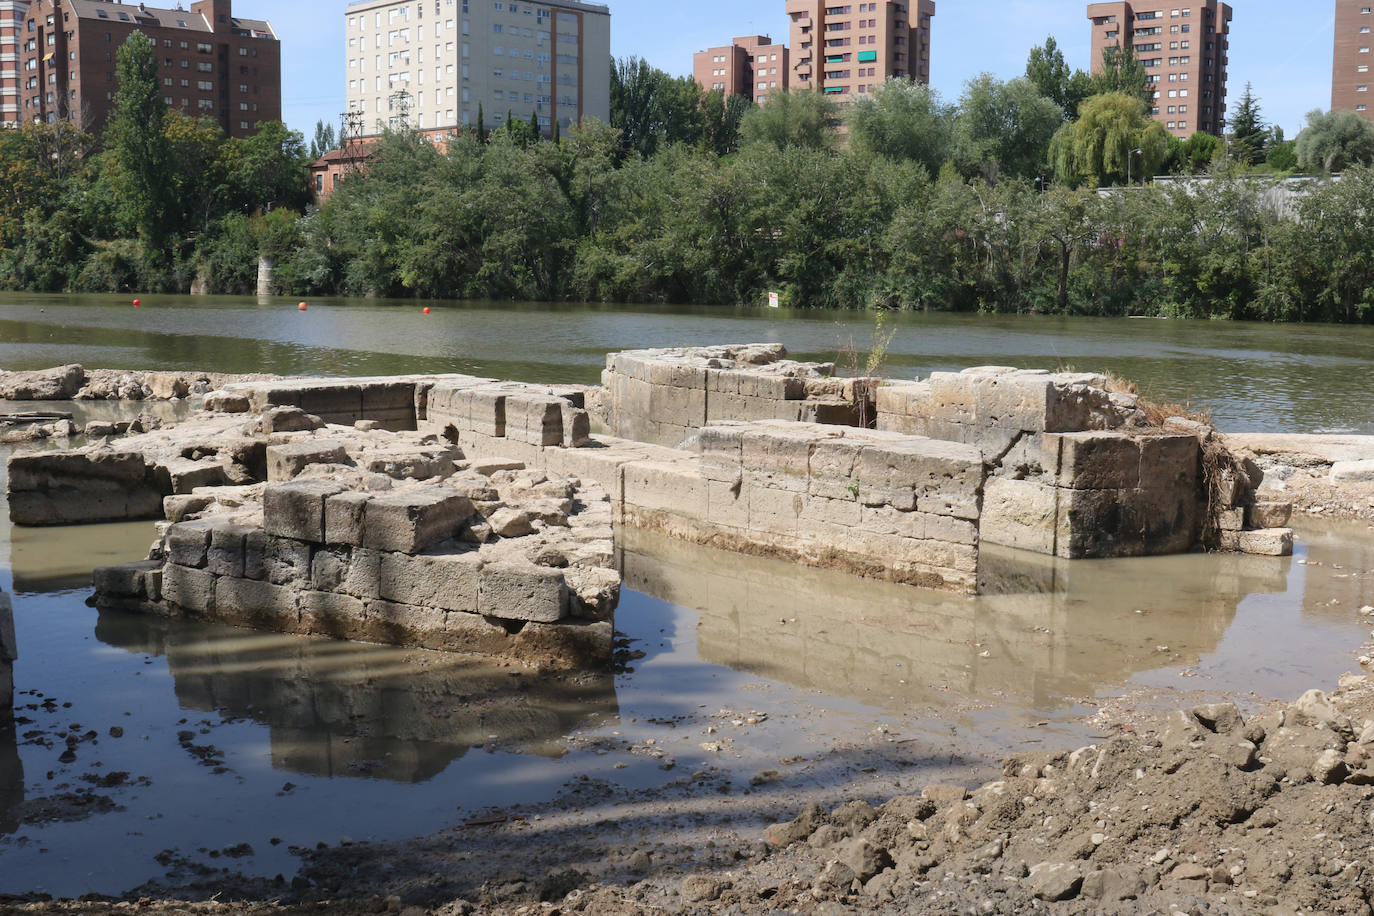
left=273, top=0, right=1334, bottom=141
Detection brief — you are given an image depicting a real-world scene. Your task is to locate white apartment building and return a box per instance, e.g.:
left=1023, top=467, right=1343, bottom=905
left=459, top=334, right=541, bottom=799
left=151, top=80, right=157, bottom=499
left=344, top=0, right=609, bottom=137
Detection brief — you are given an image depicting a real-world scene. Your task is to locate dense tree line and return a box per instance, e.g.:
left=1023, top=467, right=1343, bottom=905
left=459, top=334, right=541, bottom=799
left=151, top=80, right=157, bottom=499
left=5, top=32, right=1374, bottom=323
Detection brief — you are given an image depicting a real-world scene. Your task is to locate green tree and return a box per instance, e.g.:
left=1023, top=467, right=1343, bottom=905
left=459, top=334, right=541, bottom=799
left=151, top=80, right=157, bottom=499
left=610, top=57, right=705, bottom=159
left=846, top=79, right=950, bottom=169
left=1025, top=36, right=1092, bottom=120
left=1050, top=92, right=1168, bottom=187
left=1091, top=45, right=1152, bottom=106
left=1266, top=139, right=1298, bottom=172
left=700, top=88, right=751, bottom=157
left=1229, top=83, right=1267, bottom=165
left=1166, top=130, right=1222, bottom=174
left=1295, top=109, right=1374, bottom=172
left=739, top=89, right=839, bottom=152
left=953, top=74, right=1063, bottom=182
left=105, top=31, right=176, bottom=260
left=309, top=120, right=337, bottom=159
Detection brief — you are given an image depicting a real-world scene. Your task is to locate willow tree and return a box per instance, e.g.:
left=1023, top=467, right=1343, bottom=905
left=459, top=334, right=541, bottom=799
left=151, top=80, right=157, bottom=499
left=1050, top=92, right=1168, bottom=187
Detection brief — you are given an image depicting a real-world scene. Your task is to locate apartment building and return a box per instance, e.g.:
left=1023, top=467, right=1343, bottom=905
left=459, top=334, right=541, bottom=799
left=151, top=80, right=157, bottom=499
left=1086, top=1, right=1231, bottom=137
left=0, top=1, right=24, bottom=126
left=344, top=0, right=610, bottom=138
left=15, top=0, right=279, bottom=137
left=692, top=35, right=788, bottom=104
left=785, top=0, right=934, bottom=100
left=1332, top=0, right=1374, bottom=120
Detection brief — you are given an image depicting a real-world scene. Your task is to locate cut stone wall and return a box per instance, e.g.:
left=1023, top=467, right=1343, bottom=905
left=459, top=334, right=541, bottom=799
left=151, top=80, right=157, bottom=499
left=600, top=344, right=873, bottom=448
left=93, top=470, right=619, bottom=669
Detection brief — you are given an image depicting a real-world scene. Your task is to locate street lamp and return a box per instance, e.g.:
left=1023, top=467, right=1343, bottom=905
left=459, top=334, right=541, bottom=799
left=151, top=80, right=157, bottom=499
left=1127, top=147, right=1144, bottom=187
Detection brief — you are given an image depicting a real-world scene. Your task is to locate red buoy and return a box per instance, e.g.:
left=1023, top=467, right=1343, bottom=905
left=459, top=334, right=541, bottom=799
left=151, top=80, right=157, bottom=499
left=132, top=299, right=141, bottom=307
left=423, top=307, right=431, bottom=314
left=298, top=302, right=308, bottom=311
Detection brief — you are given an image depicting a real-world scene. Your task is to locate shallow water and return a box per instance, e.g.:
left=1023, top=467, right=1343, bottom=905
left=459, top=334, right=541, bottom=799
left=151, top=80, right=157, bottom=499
left=2, top=293, right=1374, bottom=433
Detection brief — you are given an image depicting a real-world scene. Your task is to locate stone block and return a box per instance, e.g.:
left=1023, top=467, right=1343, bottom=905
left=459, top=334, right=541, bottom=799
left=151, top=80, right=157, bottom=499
left=166, top=519, right=215, bottom=569
left=324, top=491, right=371, bottom=546
left=9, top=450, right=164, bottom=526
left=705, top=478, right=750, bottom=531
left=1237, top=528, right=1294, bottom=557
left=808, top=437, right=864, bottom=501
left=622, top=460, right=706, bottom=518
left=505, top=394, right=565, bottom=446
left=299, top=590, right=369, bottom=641
left=1049, top=433, right=1141, bottom=490
left=260, top=406, right=322, bottom=433
left=162, top=458, right=231, bottom=495
left=362, top=599, right=448, bottom=643
left=361, top=381, right=417, bottom=422
left=1056, top=486, right=1199, bottom=559
left=243, top=529, right=267, bottom=580
left=1331, top=460, right=1374, bottom=484
left=478, top=561, right=568, bottom=622
left=335, top=547, right=379, bottom=599
left=379, top=547, right=482, bottom=612
left=163, top=564, right=216, bottom=615
left=93, top=560, right=162, bottom=601
left=298, top=384, right=363, bottom=422
left=799, top=493, right=863, bottom=528
left=206, top=522, right=256, bottom=579
left=263, top=480, right=346, bottom=543
left=1216, top=508, right=1245, bottom=532
left=361, top=490, right=472, bottom=553
left=266, top=440, right=350, bottom=483
left=746, top=485, right=804, bottom=535
left=1247, top=501, right=1293, bottom=529
left=163, top=494, right=213, bottom=523
left=980, top=477, right=1057, bottom=554
left=741, top=426, right=813, bottom=491
left=215, top=576, right=299, bottom=630
left=561, top=404, right=591, bottom=448
left=513, top=619, right=615, bottom=668
left=1139, top=434, right=1200, bottom=492
left=310, top=547, right=349, bottom=592
left=699, top=425, right=745, bottom=483
left=648, top=382, right=706, bottom=430
left=465, top=387, right=509, bottom=438
left=263, top=536, right=312, bottom=586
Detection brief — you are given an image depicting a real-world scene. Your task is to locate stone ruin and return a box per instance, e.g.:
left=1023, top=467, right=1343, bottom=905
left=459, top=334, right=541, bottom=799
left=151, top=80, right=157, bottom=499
left=0, top=344, right=1297, bottom=674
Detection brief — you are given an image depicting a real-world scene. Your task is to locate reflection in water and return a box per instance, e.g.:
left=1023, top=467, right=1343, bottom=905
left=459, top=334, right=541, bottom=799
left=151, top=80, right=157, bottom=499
left=0, top=719, right=17, bottom=837
left=619, top=528, right=1292, bottom=714
left=93, top=611, right=618, bottom=783
left=9, top=520, right=157, bottom=594
left=1298, top=519, right=1374, bottom=619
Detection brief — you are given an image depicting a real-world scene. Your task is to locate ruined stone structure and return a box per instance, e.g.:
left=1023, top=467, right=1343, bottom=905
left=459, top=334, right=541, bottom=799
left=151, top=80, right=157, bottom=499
left=2, top=344, right=1300, bottom=669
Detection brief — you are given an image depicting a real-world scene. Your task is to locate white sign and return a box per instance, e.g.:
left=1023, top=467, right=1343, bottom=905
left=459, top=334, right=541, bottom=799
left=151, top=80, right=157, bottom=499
left=768, top=291, right=780, bottom=309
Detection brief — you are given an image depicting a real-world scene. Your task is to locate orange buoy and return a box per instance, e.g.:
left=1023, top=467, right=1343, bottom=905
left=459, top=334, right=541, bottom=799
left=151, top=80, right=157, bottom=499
left=423, top=307, right=431, bottom=314
left=298, top=302, right=308, bottom=311
left=132, top=299, right=140, bottom=307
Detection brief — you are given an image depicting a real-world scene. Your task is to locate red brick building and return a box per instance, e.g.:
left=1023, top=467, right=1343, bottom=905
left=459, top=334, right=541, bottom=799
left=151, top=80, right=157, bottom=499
left=18, top=0, right=280, bottom=138
left=693, top=35, right=790, bottom=105
left=1332, top=0, right=1374, bottom=121
left=785, top=0, right=935, bottom=99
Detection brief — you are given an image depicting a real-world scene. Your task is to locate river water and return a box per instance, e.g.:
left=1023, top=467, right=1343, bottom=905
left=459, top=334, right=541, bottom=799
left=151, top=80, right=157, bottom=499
left=2, top=296, right=1374, bottom=897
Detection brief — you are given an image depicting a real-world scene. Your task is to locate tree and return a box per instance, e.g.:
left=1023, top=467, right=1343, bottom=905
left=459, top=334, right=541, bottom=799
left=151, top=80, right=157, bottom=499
left=1166, top=131, right=1221, bottom=174
left=105, top=31, right=176, bottom=260
left=609, top=57, right=705, bottom=159
left=1091, top=45, right=1152, bottom=106
left=739, top=89, right=839, bottom=152
left=309, top=120, right=337, bottom=159
left=700, top=88, right=751, bottom=157
left=953, top=74, right=1063, bottom=182
left=477, top=103, right=487, bottom=143
left=1050, top=92, right=1169, bottom=187
left=1295, top=108, right=1374, bottom=172
left=1025, top=37, right=1092, bottom=120
left=1266, top=139, right=1298, bottom=173
left=1229, top=83, right=1267, bottom=165
left=846, top=79, right=950, bottom=170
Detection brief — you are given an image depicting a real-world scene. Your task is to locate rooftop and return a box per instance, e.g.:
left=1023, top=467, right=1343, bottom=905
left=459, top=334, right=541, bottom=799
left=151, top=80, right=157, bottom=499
left=67, top=0, right=275, bottom=38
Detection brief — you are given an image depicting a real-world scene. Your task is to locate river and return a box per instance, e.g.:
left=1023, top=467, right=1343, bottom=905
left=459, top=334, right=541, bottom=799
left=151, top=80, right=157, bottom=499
left=1, top=293, right=1372, bottom=433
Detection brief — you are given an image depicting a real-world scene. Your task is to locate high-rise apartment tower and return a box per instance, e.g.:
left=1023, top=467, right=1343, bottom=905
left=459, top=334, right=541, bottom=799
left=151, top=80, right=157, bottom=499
left=344, top=0, right=610, bottom=138
left=693, top=35, right=789, bottom=104
left=1086, top=1, right=1231, bottom=137
left=785, top=0, right=934, bottom=99
left=16, top=0, right=280, bottom=137
left=1332, top=0, right=1374, bottom=120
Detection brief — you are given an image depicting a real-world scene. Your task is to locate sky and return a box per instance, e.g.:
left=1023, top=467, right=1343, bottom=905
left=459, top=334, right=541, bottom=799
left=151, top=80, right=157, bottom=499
left=272, top=0, right=1336, bottom=142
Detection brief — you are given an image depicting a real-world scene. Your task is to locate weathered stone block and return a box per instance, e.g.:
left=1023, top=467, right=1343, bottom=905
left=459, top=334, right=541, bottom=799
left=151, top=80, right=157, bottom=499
left=505, top=394, right=565, bottom=446
left=808, top=437, right=863, bottom=501
left=622, top=460, right=706, bottom=517
left=8, top=450, right=163, bottom=526
left=341, top=547, right=382, bottom=599
left=166, top=519, right=215, bottom=569
left=513, top=619, right=615, bottom=668
left=298, top=384, right=364, bottom=422
left=562, top=404, right=591, bottom=448
left=243, top=529, right=267, bottom=580
left=163, top=564, right=216, bottom=614
left=980, top=477, right=1057, bottom=554
left=1331, top=460, right=1374, bottom=484
left=705, top=478, right=750, bottom=530
left=207, top=522, right=256, bottom=578
left=266, top=440, right=350, bottom=483
left=747, top=485, right=804, bottom=535
left=310, top=547, right=349, bottom=592
left=1049, top=433, right=1141, bottom=490
left=162, top=458, right=231, bottom=495
left=478, top=561, right=568, bottom=623
left=1057, top=485, right=1198, bottom=559
left=362, top=599, right=448, bottom=643
left=299, top=590, right=369, bottom=641
left=324, top=490, right=370, bottom=546
left=1247, top=501, right=1293, bottom=529
left=215, top=576, right=299, bottom=630
left=361, top=490, right=472, bottom=553
left=464, top=387, right=509, bottom=438
left=263, top=536, right=312, bottom=586
left=93, top=560, right=161, bottom=601
left=1237, top=527, right=1294, bottom=557
left=379, top=547, right=481, bottom=612
left=263, top=480, right=346, bottom=543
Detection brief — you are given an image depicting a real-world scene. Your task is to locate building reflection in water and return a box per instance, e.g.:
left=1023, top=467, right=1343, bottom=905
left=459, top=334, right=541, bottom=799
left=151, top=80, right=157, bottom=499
left=619, top=527, right=1293, bottom=714
left=93, top=611, right=619, bottom=784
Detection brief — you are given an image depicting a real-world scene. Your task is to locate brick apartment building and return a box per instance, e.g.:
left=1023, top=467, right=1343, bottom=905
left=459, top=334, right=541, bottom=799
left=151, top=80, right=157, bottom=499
left=1332, top=0, right=1374, bottom=120
left=1086, top=1, right=1231, bottom=137
left=14, top=0, right=279, bottom=138
left=692, top=35, right=788, bottom=104
left=344, top=0, right=610, bottom=138
left=784, top=0, right=934, bottom=99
